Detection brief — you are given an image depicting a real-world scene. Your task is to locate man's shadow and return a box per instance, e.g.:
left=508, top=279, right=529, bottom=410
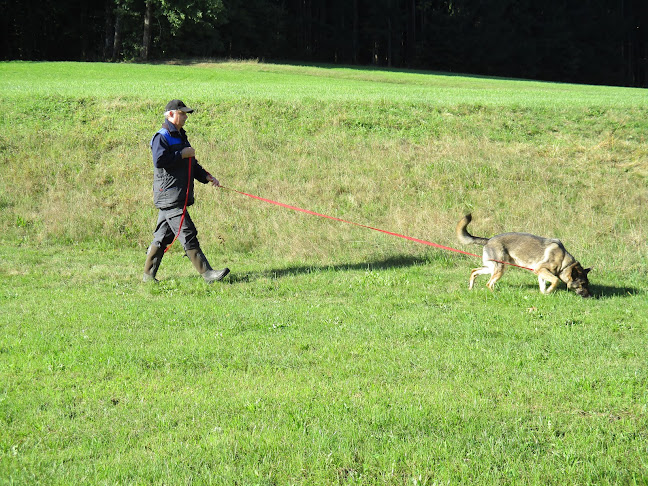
left=227, top=255, right=437, bottom=284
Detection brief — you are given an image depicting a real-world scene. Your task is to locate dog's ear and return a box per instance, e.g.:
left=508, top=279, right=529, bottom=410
left=569, top=264, right=586, bottom=279
left=572, top=266, right=591, bottom=279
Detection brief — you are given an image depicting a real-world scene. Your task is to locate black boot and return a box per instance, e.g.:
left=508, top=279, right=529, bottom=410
left=143, top=244, right=165, bottom=282
left=186, top=248, right=230, bottom=283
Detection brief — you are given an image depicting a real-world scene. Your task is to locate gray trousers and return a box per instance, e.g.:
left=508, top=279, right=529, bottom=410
left=150, top=207, right=200, bottom=251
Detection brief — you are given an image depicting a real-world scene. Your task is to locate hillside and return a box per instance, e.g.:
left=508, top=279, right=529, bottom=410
left=1, top=61, right=646, bottom=271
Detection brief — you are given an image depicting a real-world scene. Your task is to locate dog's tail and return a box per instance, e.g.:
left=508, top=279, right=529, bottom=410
left=456, top=213, right=489, bottom=246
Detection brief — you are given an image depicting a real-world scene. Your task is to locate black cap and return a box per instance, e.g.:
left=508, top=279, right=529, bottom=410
left=165, top=99, right=194, bottom=113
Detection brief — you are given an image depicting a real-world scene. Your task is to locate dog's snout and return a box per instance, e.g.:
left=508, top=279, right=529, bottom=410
left=575, top=287, right=591, bottom=298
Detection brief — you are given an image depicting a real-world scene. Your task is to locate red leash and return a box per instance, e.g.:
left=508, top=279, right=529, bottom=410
left=220, top=186, right=534, bottom=271
left=164, top=157, right=193, bottom=253
left=218, top=186, right=533, bottom=272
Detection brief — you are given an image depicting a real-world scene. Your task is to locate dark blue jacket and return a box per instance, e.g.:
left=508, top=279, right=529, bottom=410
left=150, top=120, right=210, bottom=210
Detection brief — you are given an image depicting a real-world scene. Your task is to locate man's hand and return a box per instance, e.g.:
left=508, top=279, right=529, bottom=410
left=181, top=147, right=196, bottom=159
left=207, top=174, right=220, bottom=187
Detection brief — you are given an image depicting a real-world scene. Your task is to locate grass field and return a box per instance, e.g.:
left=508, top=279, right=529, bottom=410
left=1, top=61, right=647, bottom=484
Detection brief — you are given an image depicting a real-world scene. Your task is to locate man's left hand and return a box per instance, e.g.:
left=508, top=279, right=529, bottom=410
left=207, top=174, right=220, bottom=187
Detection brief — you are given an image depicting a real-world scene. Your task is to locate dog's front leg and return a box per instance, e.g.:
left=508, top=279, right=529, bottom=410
left=536, top=268, right=559, bottom=294
left=537, top=275, right=547, bottom=293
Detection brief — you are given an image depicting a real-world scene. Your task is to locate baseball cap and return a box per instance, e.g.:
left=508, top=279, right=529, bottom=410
left=165, top=99, right=194, bottom=113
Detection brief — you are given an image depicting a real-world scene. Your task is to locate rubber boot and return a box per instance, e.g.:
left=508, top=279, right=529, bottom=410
left=186, top=248, right=230, bottom=283
left=143, top=244, right=165, bottom=282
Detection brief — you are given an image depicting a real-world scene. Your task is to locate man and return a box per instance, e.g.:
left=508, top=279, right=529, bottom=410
left=143, top=99, right=230, bottom=283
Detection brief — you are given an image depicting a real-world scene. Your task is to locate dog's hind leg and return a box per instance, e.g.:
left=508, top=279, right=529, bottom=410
left=470, top=259, right=499, bottom=290
left=486, top=264, right=505, bottom=291
left=469, top=266, right=492, bottom=290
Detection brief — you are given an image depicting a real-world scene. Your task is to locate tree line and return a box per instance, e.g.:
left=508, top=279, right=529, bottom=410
left=2, top=0, right=647, bottom=87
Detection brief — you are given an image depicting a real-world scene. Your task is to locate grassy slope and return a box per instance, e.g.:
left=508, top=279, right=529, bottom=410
left=1, top=61, right=647, bottom=484
left=1, top=61, right=647, bottom=268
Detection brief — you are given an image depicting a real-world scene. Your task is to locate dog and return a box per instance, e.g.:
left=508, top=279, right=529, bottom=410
left=456, top=214, right=591, bottom=297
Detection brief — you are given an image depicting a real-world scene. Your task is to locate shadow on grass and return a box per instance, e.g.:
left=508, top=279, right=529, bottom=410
left=227, top=254, right=447, bottom=284
left=458, top=275, right=643, bottom=299
left=511, top=281, right=642, bottom=299
left=590, top=283, right=644, bottom=299
left=152, top=58, right=530, bottom=84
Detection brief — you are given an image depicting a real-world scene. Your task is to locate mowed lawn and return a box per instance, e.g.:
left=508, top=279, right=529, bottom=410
left=1, top=61, right=647, bottom=484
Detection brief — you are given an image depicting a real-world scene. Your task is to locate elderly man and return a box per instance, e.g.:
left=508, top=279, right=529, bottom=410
left=143, top=99, right=229, bottom=283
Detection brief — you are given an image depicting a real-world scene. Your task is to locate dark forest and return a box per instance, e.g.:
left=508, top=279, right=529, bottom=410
left=2, top=0, right=647, bottom=87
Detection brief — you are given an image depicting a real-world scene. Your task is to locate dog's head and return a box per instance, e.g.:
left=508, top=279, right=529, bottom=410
left=566, top=264, right=592, bottom=298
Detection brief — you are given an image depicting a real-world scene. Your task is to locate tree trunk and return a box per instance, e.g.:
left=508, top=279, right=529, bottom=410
left=304, top=0, right=312, bottom=56
left=387, top=16, right=392, bottom=67
left=112, top=12, right=122, bottom=61
left=352, top=0, right=358, bottom=63
left=141, top=0, right=153, bottom=61
left=407, top=0, right=416, bottom=65
left=80, top=4, right=88, bottom=60
left=104, top=1, right=113, bottom=61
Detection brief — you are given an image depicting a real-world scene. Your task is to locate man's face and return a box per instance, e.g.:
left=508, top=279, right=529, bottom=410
left=168, top=110, right=188, bottom=128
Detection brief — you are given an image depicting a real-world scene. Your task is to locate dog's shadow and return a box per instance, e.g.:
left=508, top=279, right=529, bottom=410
left=512, top=279, right=642, bottom=299
left=227, top=255, right=435, bottom=284
left=516, top=282, right=642, bottom=299
left=590, top=283, right=643, bottom=299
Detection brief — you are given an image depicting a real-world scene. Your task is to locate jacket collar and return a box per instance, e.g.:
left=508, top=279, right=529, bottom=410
left=163, top=120, right=185, bottom=137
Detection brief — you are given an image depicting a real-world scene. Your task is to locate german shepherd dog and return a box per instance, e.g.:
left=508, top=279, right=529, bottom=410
left=456, top=214, right=591, bottom=297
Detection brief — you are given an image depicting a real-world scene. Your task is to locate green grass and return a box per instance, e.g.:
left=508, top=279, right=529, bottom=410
left=2, top=60, right=645, bottom=107
left=1, top=61, right=647, bottom=484
left=2, top=245, right=647, bottom=484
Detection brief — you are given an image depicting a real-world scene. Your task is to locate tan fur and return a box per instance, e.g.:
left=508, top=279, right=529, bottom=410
left=456, top=214, right=591, bottom=297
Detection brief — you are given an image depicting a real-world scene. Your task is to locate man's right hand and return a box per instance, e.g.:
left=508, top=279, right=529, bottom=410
left=181, top=147, right=196, bottom=159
